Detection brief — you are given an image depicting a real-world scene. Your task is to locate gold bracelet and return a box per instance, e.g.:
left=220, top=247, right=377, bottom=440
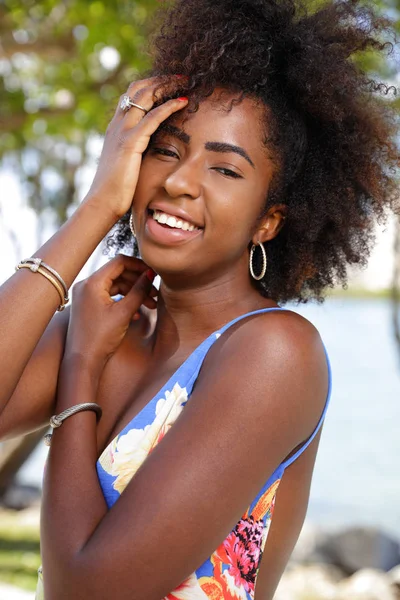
left=18, top=258, right=69, bottom=302
left=16, top=263, right=66, bottom=311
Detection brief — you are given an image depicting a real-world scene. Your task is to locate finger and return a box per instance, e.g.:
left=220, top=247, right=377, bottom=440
left=110, top=279, right=157, bottom=307
left=118, top=270, right=158, bottom=295
left=91, top=255, right=148, bottom=287
left=113, top=270, right=155, bottom=290
left=119, top=270, right=157, bottom=317
left=110, top=281, right=133, bottom=297
left=122, top=79, right=187, bottom=128
left=111, top=77, right=161, bottom=124
left=115, top=76, right=187, bottom=126
left=142, top=296, right=157, bottom=310
left=123, top=97, right=189, bottom=156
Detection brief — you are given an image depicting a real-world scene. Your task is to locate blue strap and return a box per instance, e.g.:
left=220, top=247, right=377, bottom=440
left=281, top=347, right=332, bottom=469
left=187, top=306, right=332, bottom=470
left=187, top=307, right=286, bottom=386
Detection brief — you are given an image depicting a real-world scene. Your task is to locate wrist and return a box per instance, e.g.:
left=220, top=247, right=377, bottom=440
left=81, top=193, right=126, bottom=224
left=61, top=352, right=105, bottom=387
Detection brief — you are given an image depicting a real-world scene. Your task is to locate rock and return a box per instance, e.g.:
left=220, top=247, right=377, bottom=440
left=336, top=569, right=397, bottom=600
left=321, top=527, right=400, bottom=573
left=273, top=563, right=343, bottom=600
left=1, top=484, right=41, bottom=511
left=291, top=522, right=333, bottom=565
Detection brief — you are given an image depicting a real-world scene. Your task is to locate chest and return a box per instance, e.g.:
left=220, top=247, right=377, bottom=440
left=94, top=345, right=194, bottom=460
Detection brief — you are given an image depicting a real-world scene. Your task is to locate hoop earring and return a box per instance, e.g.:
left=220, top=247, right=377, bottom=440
left=249, top=242, right=267, bottom=281
left=129, top=212, right=135, bottom=237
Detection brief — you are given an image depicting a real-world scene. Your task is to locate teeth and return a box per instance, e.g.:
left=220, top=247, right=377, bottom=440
left=152, top=210, right=199, bottom=231
left=166, top=216, right=177, bottom=227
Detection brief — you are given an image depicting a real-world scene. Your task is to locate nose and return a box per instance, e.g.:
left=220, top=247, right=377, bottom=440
left=163, top=158, right=202, bottom=200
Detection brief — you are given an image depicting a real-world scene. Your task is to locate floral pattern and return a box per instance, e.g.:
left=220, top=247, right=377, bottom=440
left=38, top=308, right=328, bottom=600
left=98, top=383, right=188, bottom=494
left=96, top=375, right=282, bottom=600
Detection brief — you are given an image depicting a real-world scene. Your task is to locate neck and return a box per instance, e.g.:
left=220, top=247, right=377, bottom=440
left=150, top=268, right=277, bottom=362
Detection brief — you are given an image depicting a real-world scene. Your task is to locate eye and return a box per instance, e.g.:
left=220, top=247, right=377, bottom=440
left=213, top=167, right=243, bottom=179
left=150, top=146, right=179, bottom=159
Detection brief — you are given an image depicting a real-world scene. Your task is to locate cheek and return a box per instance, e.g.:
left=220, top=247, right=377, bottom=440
left=207, top=188, right=265, bottom=240
left=132, top=160, right=157, bottom=206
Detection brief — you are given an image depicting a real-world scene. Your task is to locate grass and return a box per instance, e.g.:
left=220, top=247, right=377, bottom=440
left=0, top=508, right=41, bottom=592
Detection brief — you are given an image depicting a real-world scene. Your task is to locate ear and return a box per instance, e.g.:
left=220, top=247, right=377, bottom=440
left=252, top=204, right=287, bottom=245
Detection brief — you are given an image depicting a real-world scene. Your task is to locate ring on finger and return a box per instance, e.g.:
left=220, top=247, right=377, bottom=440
left=120, top=95, right=148, bottom=115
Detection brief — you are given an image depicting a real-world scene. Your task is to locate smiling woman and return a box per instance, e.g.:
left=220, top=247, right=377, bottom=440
left=0, top=1, right=398, bottom=600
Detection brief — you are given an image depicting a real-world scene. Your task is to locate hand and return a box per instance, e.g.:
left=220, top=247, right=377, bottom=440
left=85, top=77, right=188, bottom=220
left=64, top=255, right=157, bottom=376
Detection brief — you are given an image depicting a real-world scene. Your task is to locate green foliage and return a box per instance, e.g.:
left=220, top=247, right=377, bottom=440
left=0, top=509, right=41, bottom=591
left=0, top=0, right=159, bottom=149
left=0, top=0, right=398, bottom=228
left=0, top=0, right=160, bottom=226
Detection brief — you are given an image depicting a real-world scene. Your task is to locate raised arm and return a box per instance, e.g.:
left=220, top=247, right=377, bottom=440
left=0, top=80, right=188, bottom=440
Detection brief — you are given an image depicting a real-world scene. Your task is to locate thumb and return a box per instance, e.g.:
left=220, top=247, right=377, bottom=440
left=121, top=268, right=157, bottom=315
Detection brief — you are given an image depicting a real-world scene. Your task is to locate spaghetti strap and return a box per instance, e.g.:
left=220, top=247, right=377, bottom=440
left=186, top=305, right=332, bottom=471
left=281, top=344, right=332, bottom=469
left=187, top=306, right=287, bottom=386
left=88, top=304, right=333, bottom=600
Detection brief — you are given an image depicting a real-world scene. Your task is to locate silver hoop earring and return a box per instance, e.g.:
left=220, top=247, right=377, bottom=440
left=129, top=212, right=135, bottom=237
left=249, top=242, right=267, bottom=281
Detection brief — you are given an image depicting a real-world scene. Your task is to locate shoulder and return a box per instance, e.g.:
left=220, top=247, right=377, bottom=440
left=210, top=307, right=326, bottom=379
left=199, top=308, right=329, bottom=447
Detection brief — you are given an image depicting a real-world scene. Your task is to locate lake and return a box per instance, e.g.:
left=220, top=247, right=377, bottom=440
left=16, top=297, right=400, bottom=538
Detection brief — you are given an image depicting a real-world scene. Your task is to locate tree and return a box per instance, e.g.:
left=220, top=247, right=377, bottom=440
left=0, top=0, right=159, bottom=238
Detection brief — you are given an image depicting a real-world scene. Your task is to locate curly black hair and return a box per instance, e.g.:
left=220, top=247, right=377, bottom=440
left=107, top=0, right=399, bottom=303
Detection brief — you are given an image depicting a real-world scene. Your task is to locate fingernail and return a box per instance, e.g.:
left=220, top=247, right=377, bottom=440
left=177, top=96, right=188, bottom=101
left=146, top=268, right=156, bottom=281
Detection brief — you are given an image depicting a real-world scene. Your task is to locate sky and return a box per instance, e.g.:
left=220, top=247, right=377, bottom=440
left=0, top=167, right=396, bottom=290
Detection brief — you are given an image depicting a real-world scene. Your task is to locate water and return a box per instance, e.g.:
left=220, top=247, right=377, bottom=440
left=16, top=297, right=400, bottom=537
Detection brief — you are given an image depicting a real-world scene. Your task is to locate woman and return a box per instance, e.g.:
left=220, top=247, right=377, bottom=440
left=0, top=0, right=398, bottom=598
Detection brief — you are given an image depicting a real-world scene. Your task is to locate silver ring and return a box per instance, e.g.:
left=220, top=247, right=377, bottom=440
left=120, top=95, right=148, bottom=114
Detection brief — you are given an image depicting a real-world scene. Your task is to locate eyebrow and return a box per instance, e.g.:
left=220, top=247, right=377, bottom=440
left=205, top=141, right=255, bottom=168
left=157, top=124, right=255, bottom=168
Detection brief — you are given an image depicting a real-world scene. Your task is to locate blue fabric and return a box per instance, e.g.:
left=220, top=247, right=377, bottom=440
left=95, top=307, right=332, bottom=599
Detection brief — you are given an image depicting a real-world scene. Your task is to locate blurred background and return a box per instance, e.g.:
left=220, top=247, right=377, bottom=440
left=0, top=1, right=399, bottom=599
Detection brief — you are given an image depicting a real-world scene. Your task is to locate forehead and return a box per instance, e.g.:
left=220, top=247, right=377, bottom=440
left=169, top=90, right=268, bottom=154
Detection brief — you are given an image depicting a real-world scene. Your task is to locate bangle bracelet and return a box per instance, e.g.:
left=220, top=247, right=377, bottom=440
left=16, top=264, right=66, bottom=311
left=16, top=258, right=69, bottom=303
left=43, top=403, right=102, bottom=446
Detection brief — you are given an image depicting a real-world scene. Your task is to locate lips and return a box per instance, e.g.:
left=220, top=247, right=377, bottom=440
left=148, top=203, right=204, bottom=229
left=145, top=211, right=203, bottom=244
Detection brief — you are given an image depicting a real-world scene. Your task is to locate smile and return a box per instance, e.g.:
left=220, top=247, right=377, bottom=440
left=145, top=210, right=203, bottom=245
left=150, top=210, right=202, bottom=232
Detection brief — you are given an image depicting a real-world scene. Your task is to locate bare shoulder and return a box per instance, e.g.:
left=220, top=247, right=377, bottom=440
left=199, top=307, right=329, bottom=447
left=209, top=306, right=326, bottom=378
left=231, top=307, right=324, bottom=358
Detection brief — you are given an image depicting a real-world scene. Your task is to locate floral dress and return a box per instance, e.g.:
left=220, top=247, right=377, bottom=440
left=36, top=307, right=332, bottom=600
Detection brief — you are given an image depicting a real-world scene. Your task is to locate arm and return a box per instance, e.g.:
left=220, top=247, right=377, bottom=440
left=0, top=80, right=187, bottom=437
left=41, top=310, right=329, bottom=600
left=0, top=199, right=117, bottom=412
